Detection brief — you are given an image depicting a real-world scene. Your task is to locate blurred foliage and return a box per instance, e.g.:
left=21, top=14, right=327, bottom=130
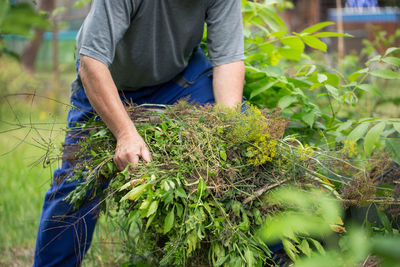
left=242, top=0, right=400, bottom=162
left=0, top=0, right=49, bottom=57
left=0, top=57, right=39, bottom=99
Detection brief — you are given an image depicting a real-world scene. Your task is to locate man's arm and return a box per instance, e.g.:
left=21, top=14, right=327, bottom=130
left=79, top=55, right=151, bottom=171
left=212, top=60, right=245, bottom=108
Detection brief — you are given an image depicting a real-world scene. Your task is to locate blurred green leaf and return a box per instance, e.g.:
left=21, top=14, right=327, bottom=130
left=301, top=21, right=335, bottom=34
left=278, top=47, right=302, bottom=61
left=301, top=36, right=327, bottom=52
left=163, top=208, right=175, bottom=234
left=386, top=139, right=400, bottom=165
left=249, top=80, right=277, bottom=99
left=302, top=112, right=315, bottom=128
left=384, top=47, right=399, bottom=56
left=0, top=0, right=10, bottom=26
left=357, top=84, right=383, bottom=97
left=347, top=123, right=370, bottom=142
left=146, top=200, right=158, bottom=218
left=281, top=36, right=305, bottom=51
left=382, top=57, right=400, bottom=67
left=393, top=123, right=400, bottom=135
left=283, top=239, right=298, bottom=262
left=1, top=3, right=49, bottom=36
left=364, top=122, right=385, bottom=156
left=298, top=239, right=312, bottom=257
left=278, top=95, right=297, bottom=110
left=313, top=32, right=352, bottom=38
left=370, top=69, right=400, bottom=80
left=348, top=68, right=369, bottom=82
left=371, top=236, right=400, bottom=263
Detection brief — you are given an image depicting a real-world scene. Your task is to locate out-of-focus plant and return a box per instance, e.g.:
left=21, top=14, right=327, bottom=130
left=362, top=27, right=400, bottom=57
left=0, top=57, right=39, bottom=107
left=295, top=214, right=400, bottom=267
left=0, top=0, right=49, bottom=58
left=259, top=187, right=400, bottom=266
left=242, top=0, right=400, bottom=160
left=260, top=187, right=343, bottom=262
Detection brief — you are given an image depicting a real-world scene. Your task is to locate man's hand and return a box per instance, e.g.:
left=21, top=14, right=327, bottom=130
left=212, top=60, right=245, bottom=108
left=79, top=55, right=152, bottom=171
left=114, top=132, right=151, bottom=171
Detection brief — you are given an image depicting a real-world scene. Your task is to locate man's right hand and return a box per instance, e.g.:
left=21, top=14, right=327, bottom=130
left=79, top=55, right=152, bottom=171
left=114, top=132, right=152, bottom=171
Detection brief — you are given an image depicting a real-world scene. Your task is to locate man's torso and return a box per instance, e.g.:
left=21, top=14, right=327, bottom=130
left=76, top=0, right=207, bottom=90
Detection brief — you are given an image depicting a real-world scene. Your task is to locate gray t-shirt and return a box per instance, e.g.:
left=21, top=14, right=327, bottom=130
left=76, top=0, right=244, bottom=91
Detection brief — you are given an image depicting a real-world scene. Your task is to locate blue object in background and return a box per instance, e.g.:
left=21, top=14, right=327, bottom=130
left=329, top=7, right=400, bottom=22
left=346, top=0, right=378, bottom=7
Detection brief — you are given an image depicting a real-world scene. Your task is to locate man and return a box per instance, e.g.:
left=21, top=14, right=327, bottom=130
left=33, top=0, right=244, bottom=266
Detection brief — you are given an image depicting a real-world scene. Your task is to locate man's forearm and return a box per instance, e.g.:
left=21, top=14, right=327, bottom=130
left=79, top=55, right=151, bottom=170
left=79, top=55, right=137, bottom=139
left=212, top=60, right=245, bottom=108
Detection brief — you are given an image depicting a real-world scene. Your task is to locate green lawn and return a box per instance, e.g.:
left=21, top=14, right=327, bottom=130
left=0, top=104, right=66, bottom=266
left=0, top=102, right=124, bottom=266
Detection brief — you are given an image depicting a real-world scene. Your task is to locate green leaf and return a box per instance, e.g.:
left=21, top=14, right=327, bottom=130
left=335, top=120, right=354, bottom=133
left=313, top=32, right=352, bottom=38
left=364, top=122, right=386, bottom=156
left=349, top=68, right=369, bottom=82
left=386, top=140, right=400, bottom=165
left=301, top=21, right=335, bottom=34
left=268, top=30, right=288, bottom=38
left=280, top=36, right=305, bottom=51
left=278, top=95, right=297, bottom=110
left=219, top=148, right=227, bottom=161
left=302, top=112, right=315, bottom=128
left=163, top=208, right=175, bottom=234
left=308, top=238, right=326, bottom=255
left=244, top=248, right=255, bottom=267
left=145, top=213, right=156, bottom=231
left=317, top=74, right=328, bottom=83
left=120, top=183, right=148, bottom=202
left=382, top=57, right=400, bottom=67
left=366, top=55, right=382, bottom=66
left=347, top=123, right=370, bottom=142
left=301, top=36, right=327, bottom=52
left=175, top=203, right=183, bottom=217
left=146, top=200, right=159, bottom=218
left=215, top=255, right=229, bottom=266
left=393, top=123, right=400, bottom=135
left=282, top=239, right=298, bottom=262
left=325, top=85, right=339, bottom=100
left=249, top=80, right=277, bottom=99
left=357, top=84, right=382, bottom=97
left=298, top=239, right=312, bottom=257
left=384, top=47, right=399, bottom=56
left=278, top=47, right=302, bottom=61
left=139, top=199, right=151, bottom=210
left=175, top=187, right=187, bottom=199
left=370, top=69, right=400, bottom=80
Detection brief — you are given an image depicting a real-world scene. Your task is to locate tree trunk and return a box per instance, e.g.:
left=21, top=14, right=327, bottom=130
left=336, top=0, right=345, bottom=67
left=52, top=13, right=61, bottom=108
left=21, top=0, right=55, bottom=73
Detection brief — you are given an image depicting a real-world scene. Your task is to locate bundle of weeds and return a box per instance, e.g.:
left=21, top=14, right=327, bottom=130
left=63, top=101, right=362, bottom=266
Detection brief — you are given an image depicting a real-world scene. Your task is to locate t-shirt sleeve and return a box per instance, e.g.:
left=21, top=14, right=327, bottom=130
left=206, top=0, right=245, bottom=67
left=77, top=0, right=133, bottom=67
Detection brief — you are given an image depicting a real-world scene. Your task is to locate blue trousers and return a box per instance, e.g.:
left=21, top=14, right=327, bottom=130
left=33, top=48, right=214, bottom=267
